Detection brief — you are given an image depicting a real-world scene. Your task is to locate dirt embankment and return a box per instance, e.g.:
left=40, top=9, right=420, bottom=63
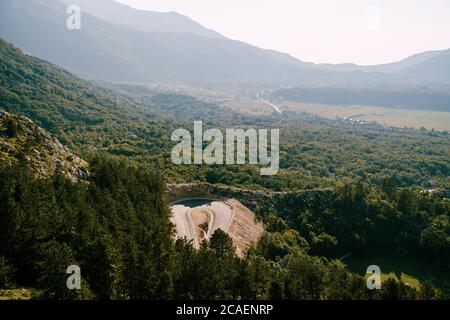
left=190, top=207, right=213, bottom=248
left=226, top=199, right=265, bottom=257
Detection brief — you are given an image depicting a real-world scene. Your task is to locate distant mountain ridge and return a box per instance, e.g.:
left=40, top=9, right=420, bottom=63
left=318, top=50, right=445, bottom=72
left=401, top=49, right=450, bottom=81
left=60, top=0, right=226, bottom=39
left=272, top=86, right=450, bottom=112
left=319, top=49, right=450, bottom=78
left=0, top=0, right=449, bottom=87
left=0, top=0, right=315, bottom=84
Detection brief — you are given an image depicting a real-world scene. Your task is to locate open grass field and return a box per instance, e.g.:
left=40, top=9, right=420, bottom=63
left=345, top=253, right=450, bottom=290
left=284, top=103, right=450, bottom=131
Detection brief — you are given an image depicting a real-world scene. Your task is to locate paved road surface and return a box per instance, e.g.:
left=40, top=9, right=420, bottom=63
left=260, top=98, right=282, bottom=113
left=171, top=203, right=195, bottom=241
left=208, top=201, right=234, bottom=236
left=170, top=199, right=235, bottom=247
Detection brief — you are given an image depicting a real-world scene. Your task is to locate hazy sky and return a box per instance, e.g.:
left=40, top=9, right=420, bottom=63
left=116, top=0, right=450, bottom=65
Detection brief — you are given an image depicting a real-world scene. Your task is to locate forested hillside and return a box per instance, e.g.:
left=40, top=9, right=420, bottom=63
left=272, top=87, right=450, bottom=112
left=0, top=38, right=449, bottom=300
left=1, top=38, right=449, bottom=190
left=1, top=161, right=446, bottom=299
left=0, top=39, right=178, bottom=156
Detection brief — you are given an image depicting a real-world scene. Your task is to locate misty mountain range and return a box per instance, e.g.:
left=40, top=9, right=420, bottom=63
left=318, top=50, right=449, bottom=76
left=0, top=0, right=312, bottom=83
left=0, top=0, right=449, bottom=109
left=61, top=0, right=225, bottom=39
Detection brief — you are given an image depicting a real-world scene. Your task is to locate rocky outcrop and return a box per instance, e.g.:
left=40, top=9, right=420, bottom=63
left=0, top=111, right=88, bottom=181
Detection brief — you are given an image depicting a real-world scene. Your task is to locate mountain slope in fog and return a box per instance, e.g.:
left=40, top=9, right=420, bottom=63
left=0, top=0, right=317, bottom=84
left=60, top=0, right=225, bottom=39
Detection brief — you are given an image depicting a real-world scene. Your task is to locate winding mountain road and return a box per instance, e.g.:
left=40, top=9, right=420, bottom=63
left=170, top=198, right=235, bottom=248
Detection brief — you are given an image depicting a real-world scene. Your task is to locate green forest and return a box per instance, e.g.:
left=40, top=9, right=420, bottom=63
left=0, top=160, right=447, bottom=300
left=1, top=39, right=448, bottom=191
left=1, top=38, right=449, bottom=300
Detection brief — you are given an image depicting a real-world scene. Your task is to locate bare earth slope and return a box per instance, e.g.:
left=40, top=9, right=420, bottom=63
left=170, top=198, right=265, bottom=257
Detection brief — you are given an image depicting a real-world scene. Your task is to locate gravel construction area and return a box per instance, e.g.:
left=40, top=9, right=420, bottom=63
left=170, top=199, right=235, bottom=249
left=190, top=207, right=213, bottom=248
